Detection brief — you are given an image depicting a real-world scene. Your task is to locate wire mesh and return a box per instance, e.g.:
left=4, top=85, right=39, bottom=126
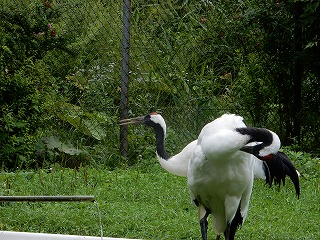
left=0, top=0, right=319, bottom=170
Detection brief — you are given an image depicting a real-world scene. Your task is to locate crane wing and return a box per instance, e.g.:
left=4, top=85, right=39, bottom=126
left=263, top=152, right=300, bottom=198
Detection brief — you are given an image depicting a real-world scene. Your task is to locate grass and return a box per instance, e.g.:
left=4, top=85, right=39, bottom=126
left=0, top=159, right=319, bottom=240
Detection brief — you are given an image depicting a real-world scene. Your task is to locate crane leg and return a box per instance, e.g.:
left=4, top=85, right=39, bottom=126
left=200, top=216, right=208, bottom=240
left=224, top=205, right=243, bottom=240
left=199, top=205, right=210, bottom=240
left=224, top=223, right=232, bottom=240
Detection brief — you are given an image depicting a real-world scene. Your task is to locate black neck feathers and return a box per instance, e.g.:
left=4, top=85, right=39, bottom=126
left=236, top=127, right=273, bottom=145
left=236, top=127, right=273, bottom=156
left=153, top=124, right=170, bottom=160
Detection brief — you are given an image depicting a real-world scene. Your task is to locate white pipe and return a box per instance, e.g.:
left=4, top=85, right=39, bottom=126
left=0, top=231, right=140, bottom=240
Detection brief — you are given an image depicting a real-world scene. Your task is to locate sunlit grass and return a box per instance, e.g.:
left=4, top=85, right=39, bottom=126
left=0, top=160, right=319, bottom=239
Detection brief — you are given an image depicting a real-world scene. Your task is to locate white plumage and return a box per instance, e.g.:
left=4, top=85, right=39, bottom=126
left=188, top=114, right=281, bottom=239
left=157, top=140, right=196, bottom=176
left=120, top=112, right=300, bottom=240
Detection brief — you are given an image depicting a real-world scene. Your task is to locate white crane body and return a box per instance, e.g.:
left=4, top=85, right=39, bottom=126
left=188, top=136, right=254, bottom=235
left=187, top=114, right=257, bottom=236
left=119, top=112, right=300, bottom=240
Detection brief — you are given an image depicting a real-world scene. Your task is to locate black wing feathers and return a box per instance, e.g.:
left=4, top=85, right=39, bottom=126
left=264, top=152, right=300, bottom=198
left=262, top=161, right=272, bottom=187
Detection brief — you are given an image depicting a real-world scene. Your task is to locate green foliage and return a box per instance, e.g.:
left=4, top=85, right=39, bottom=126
left=0, top=0, right=319, bottom=170
left=54, top=103, right=108, bottom=141
left=0, top=1, right=69, bottom=74
left=235, top=1, right=320, bottom=148
left=0, top=62, right=56, bottom=169
left=0, top=1, right=124, bottom=170
left=283, top=147, right=319, bottom=179
left=0, top=1, right=76, bottom=169
left=35, top=136, right=90, bottom=168
left=126, top=0, right=320, bottom=159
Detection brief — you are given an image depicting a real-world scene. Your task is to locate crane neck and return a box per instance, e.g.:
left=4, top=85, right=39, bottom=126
left=154, top=124, right=170, bottom=160
left=236, top=127, right=280, bottom=160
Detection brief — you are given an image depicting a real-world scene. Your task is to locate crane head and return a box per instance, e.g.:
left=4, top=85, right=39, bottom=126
left=237, top=128, right=281, bottom=161
left=120, top=112, right=167, bottom=135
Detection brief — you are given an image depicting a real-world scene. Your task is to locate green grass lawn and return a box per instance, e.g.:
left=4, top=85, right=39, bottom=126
left=0, top=160, right=319, bottom=240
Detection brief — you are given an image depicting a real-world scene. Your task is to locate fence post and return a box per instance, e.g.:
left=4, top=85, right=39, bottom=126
left=120, top=0, right=131, bottom=157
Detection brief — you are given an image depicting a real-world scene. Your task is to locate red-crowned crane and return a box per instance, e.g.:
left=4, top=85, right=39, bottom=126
left=120, top=112, right=300, bottom=240
left=120, top=112, right=300, bottom=189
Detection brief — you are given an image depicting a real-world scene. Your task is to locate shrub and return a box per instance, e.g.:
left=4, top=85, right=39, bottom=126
left=0, top=1, right=75, bottom=169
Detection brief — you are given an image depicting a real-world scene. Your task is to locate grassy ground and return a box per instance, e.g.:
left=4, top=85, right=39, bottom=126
left=0, top=159, right=319, bottom=240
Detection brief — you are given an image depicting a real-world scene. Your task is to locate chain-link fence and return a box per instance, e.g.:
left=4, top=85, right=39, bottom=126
left=1, top=0, right=319, bottom=169
left=118, top=0, right=320, bottom=157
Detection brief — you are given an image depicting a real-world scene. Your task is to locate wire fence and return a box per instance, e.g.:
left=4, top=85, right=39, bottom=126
left=1, top=0, right=319, bottom=169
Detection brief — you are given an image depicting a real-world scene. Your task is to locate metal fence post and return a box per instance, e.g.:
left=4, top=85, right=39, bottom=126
left=120, top=0, right=131, bottom=158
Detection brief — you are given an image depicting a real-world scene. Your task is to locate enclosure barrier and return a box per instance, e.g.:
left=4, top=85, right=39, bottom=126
left=0, top=231, right=139, bottom=240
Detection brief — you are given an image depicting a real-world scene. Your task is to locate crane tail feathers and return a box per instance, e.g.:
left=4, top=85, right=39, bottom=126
left=262, top=161, right=272, bottom=187
left=265, top=152, right=300, bottom=198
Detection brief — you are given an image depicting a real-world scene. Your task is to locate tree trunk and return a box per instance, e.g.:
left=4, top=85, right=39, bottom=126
left=291, top=2, right=303, bottom=145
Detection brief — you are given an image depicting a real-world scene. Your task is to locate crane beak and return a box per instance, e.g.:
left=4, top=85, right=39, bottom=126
left=240, top=144, right=274, bottom=161
left=119, top=116, right=145, bottom=126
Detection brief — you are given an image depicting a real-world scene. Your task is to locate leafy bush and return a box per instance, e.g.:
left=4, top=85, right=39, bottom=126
left=1, top=0, right=319, bottom=170
left=283, top=147, right=319, bottom=179
left=0, top=1, right=75, bottom=169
